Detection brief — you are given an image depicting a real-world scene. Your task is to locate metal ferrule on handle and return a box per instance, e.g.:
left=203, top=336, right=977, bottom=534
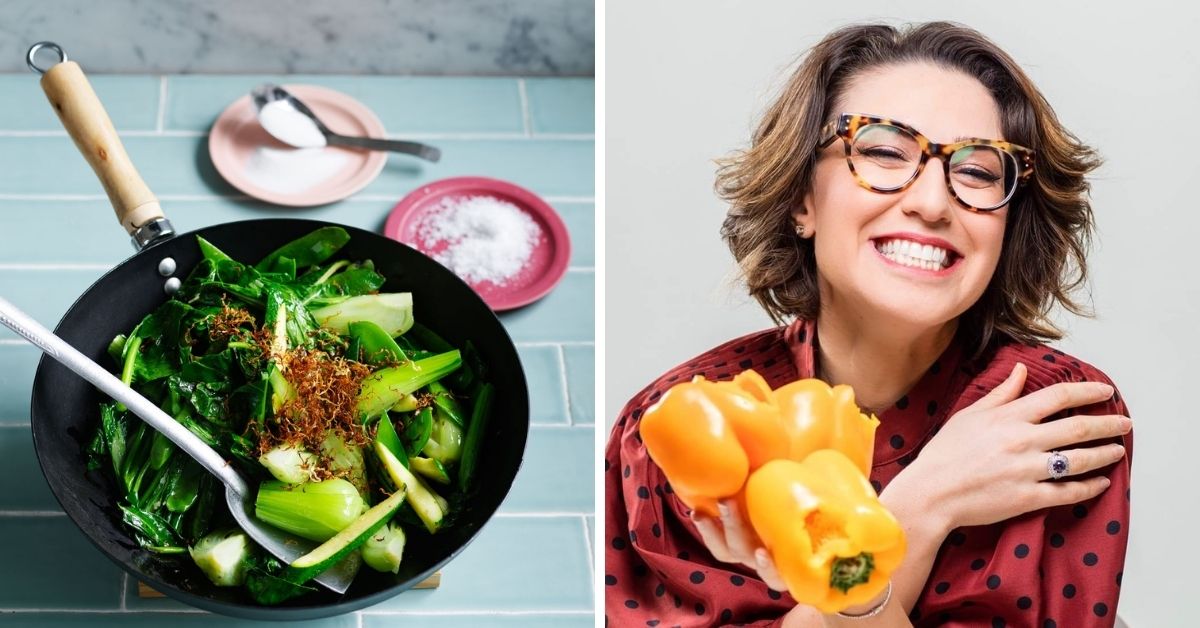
left=0, top=297, right=250, bottom=497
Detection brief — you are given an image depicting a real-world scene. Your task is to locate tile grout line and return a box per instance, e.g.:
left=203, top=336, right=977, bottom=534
left=357, top=610, right=364, bottom=628
left=517, top=78, right=532, bottom=137
left=0, top=263, right=593, bottom=273
left=0, top=339, right=596, bottom=349
left=0, top=510, right=66, bottom=517
left=0, top=130, right=592, bottom=140
left=491, top=511, right=593, bottom=518
left=156, top=76, right=167, bottom=134
left=0, top=194, right=596, bottom=203
left=519, top=341, right=595, bottom=348
left=359, top=610, right=596, bottom=616
left=0, top=263, right=112, bottom=270
left=120, top=572, right=128, bottom=611
left=0, top=608, right=595, bottom=616
left=0, top=609, right=207, bottom=615
left=580, top=514, right=595, bottom=597
left=557, top=344, right=573, bottom=425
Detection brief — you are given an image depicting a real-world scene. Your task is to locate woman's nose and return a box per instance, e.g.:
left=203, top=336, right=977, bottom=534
left=899, top=159, right=955, bottom=224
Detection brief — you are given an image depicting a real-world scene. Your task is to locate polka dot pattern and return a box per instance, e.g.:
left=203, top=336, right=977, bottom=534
left=604, top=319, right=1131, bottom=626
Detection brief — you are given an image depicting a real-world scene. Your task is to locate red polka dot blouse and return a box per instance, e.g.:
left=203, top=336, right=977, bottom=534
left=604, top=318, right=1132, bottom=627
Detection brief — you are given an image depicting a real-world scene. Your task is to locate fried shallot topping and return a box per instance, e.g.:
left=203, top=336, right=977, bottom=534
left=254, top=347, right=372, bottom=480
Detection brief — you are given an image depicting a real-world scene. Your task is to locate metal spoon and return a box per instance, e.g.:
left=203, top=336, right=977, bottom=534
left=0, top=297, right=359, bottom=594
left=252, top=83, right=441, bottom=162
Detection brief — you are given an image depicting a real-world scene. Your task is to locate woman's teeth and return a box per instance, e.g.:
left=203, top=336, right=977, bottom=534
left=875, top=239, right=952, bottom=271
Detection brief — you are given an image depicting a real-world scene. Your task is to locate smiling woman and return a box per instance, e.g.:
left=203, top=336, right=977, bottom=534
left=605, top=22, right=1132, bottom=628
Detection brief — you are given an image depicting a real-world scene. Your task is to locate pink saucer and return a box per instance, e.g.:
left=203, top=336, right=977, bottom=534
left=209, top=84, right=387, bottom=207
left=384, top=177, right=572, bottom=311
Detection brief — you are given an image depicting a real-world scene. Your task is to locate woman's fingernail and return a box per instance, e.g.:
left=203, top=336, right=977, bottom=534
left=717, top=503, right=730, bottom=518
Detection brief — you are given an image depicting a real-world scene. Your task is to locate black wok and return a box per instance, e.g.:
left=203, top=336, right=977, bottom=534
left=25, top=50, right=529, bottom=620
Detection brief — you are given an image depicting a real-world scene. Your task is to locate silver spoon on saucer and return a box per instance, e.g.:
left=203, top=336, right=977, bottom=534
left=252, top=83, right=441, bottom=163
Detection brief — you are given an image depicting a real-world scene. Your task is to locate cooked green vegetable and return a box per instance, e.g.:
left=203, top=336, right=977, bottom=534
left=458, top=383, right=495, bottom=492
left=410, top=456, right=451, bottom=486
left=255, top=478, right=365, bottom=542
left=83, top=227, right=493, bottom=605
left=362, top=521, right=406, bottom=573
left=357, top=351, right=462, bottom=420
left=312, top=293, right=414, bottom=337
left=189, top=529, right=251, bottom=586
left=375, top=441, right=444, bottom=533
left=258, top=444, right=317, bottom=484
left=285, top=485, right=406, bottom=585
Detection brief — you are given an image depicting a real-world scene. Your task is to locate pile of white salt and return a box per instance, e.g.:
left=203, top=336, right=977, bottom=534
left=416, top=195, right=543, bottom=286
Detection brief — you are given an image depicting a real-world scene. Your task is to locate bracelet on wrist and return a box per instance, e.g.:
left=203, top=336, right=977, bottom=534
left=833, top=581, right=892, bottom=620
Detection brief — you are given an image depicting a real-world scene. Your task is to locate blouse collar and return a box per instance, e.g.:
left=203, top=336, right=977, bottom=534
left=783, top=317, right=970, bottom=467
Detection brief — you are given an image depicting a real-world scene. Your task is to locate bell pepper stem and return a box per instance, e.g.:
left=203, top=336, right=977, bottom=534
left=830, top=551, right=874, bottom=593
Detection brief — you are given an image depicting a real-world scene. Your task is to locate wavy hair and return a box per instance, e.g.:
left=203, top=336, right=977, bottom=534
left=716, top=22, right=1101, bottom=358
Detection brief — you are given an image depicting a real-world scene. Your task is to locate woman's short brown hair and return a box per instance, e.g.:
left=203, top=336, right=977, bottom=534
left=716, top=21, right=1100, bottom=358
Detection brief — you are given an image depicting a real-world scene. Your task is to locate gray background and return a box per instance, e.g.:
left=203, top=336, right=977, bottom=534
left=607, top=1, right=1195, bottom=625
left=1, top=0, right=594, bottom=75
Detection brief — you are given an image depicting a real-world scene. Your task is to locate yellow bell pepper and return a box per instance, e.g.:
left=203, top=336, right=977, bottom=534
left=745, top=451, right=906, bottom=613
left=773, top=379, right=879, bottom=476
left=640, top=373, right=788, bottom=516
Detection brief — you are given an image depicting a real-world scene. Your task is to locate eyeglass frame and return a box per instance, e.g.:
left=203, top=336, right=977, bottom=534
left=817, top=113, right=1036, bottom=212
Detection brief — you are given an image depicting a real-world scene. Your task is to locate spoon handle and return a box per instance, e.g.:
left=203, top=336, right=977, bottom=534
left=0, top=296, right=251, bottom=497
left=326, top=134, right=441, bottom=162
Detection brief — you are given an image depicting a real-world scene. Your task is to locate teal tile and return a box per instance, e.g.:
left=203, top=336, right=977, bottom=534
left=0, top=344, right=38, bottom=421
left=0, top=426, right=58, bottom=511
left=362, top=139, right=595, bottom=198
left=363, top=517, right=590, bottom=612
left=564, top=345, right=595, bottom=424
left=0, top=75, right=160, bottom=131
left=18, top=611, right=357, bottom=627
left=498, top=272, right=593, bottom=342
left=0, top=201, right=136, bottom=264
left=0, top=136, right=233, bottom=196
left=0, top=136, right=594, bottom=198
left=0, top=270, right=108, bottom=339
left=586, top=516, right=595, bottom=563
left=525, top=79, right=594, bottom=135
left=556, top=202, right=594, bottom=267
left=166, top=76, right=523, bottom=134
left=0, top=199, right=396, bottom=264
left=500, top=427, right=593, bottom=514
left=363, top=613, right=593, bottom=628
left=0, top=516, right=122, bottom=608
left=517, top=346, right=568, bottom=425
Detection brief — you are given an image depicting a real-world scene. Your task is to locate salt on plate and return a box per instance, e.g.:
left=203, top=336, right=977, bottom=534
left=242, top=98, right=347, bottom=195
left=242, top=146, right=348, bottom=195
left=415, top=195, right=543, bottom=286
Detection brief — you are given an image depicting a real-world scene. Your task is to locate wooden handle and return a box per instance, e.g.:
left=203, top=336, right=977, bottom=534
left=39, top=61, right=164, bottom=234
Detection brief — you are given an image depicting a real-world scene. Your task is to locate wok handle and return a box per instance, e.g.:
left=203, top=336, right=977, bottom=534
left=0, top=296, right=251, bottom=498
left=39, top=60, right=166, bottom=235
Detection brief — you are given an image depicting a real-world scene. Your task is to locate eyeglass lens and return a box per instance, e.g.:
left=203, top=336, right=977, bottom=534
left=849, top=123, right=1019, bottom=209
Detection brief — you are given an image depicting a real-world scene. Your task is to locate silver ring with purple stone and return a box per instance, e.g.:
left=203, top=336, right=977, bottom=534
left=1047, top=451, right=1070, bottom=480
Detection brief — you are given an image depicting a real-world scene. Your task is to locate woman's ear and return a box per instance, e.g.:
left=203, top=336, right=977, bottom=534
left=792, top=195, right=814, bottom=238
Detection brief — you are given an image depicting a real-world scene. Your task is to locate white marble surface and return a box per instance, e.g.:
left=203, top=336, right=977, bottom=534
left=2, top=0, right=594, bottom=75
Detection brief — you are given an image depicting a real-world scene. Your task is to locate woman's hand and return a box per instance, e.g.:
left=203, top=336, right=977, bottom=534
left=690, top=499, right=790, bottom=590
left=899, top=362, right=1130, bottom=536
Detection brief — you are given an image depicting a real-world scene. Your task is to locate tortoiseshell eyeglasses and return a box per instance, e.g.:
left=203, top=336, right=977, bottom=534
left=818, top=113, right=1035, bottom=212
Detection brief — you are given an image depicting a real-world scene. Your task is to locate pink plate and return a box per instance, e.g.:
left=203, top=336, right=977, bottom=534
left=209, top=84, right=387, bottom=207
left=384, top=177, right=572, bottom=311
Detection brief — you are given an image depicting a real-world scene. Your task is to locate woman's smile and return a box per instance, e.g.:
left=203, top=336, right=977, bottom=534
left=870, top=234, right=964, bottom=278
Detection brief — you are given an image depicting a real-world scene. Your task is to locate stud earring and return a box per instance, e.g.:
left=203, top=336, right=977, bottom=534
left=795, top=223, right=806, bottom=237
